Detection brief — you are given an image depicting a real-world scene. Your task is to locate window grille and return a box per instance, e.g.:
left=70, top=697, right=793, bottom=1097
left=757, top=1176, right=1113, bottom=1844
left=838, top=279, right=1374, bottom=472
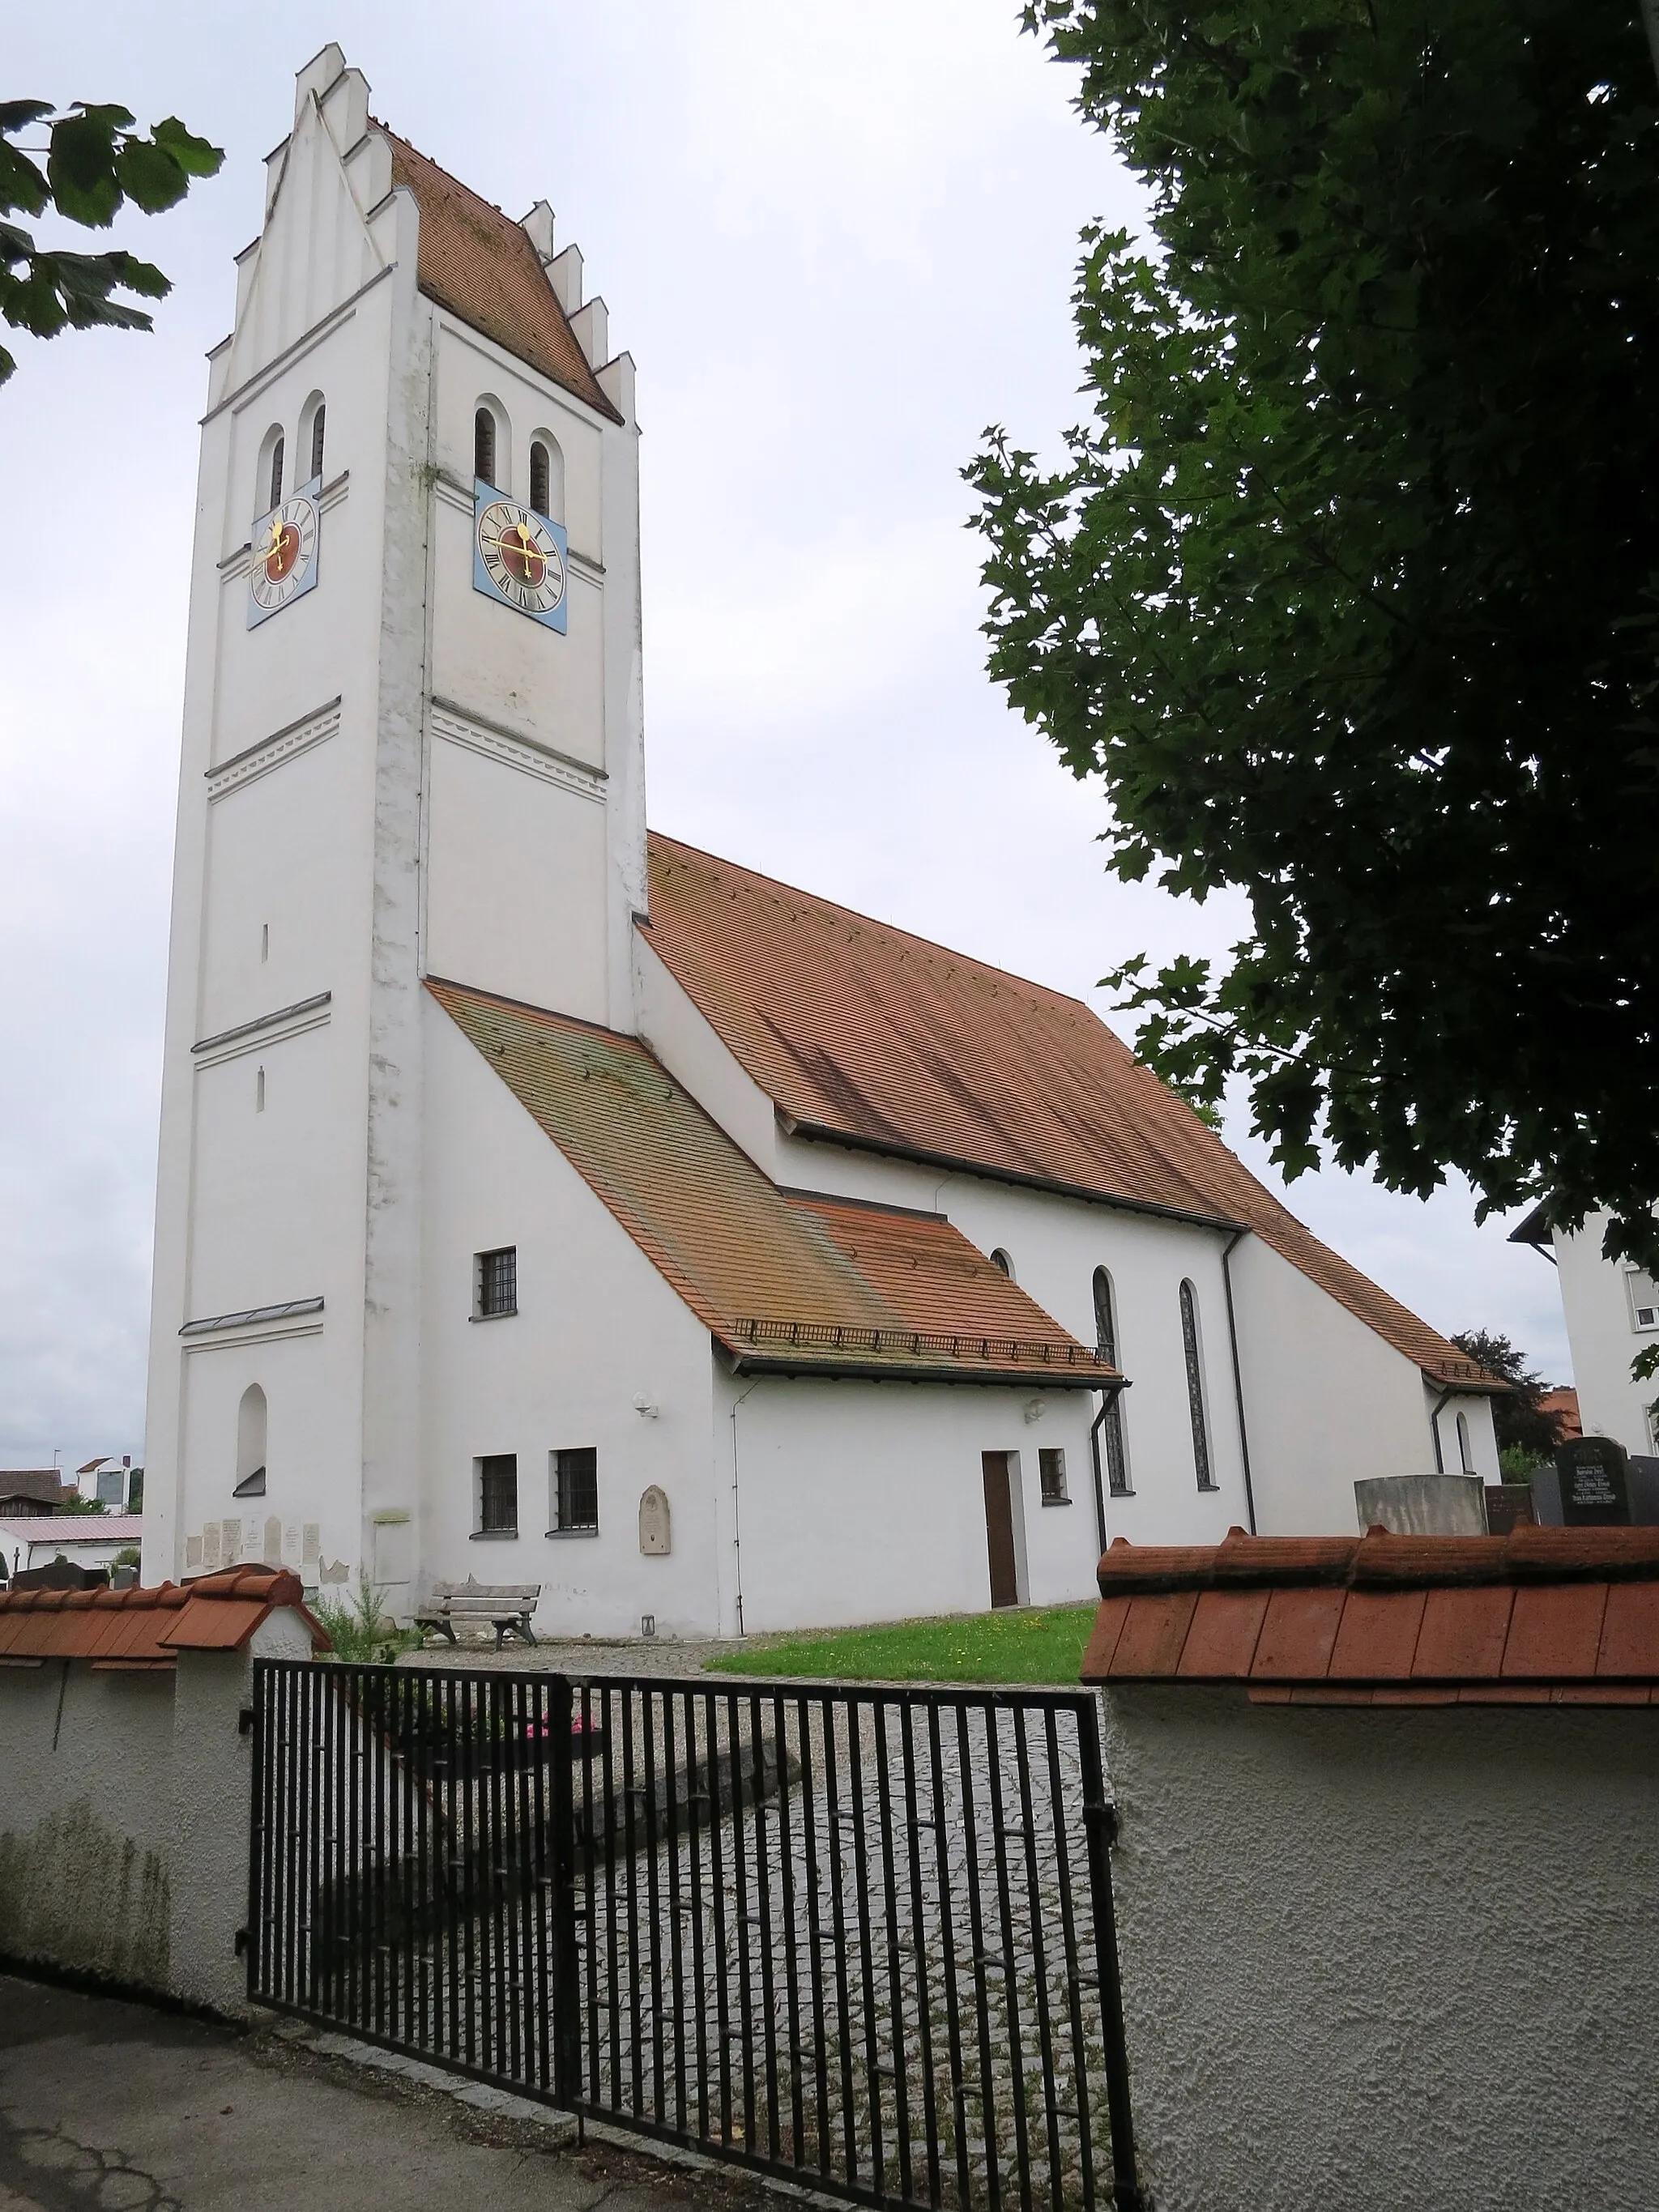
left=476, top=1247, right=518, bottom=1317
left=309, top=402, right=326, bottom=482
left=475, top=407, right=496, bottom=485
left=553, top=1446, right=599, bottom=1532
left=1628, top=1270, right=1659, bottom=1331
left=479, top=1453, right=518, bottom=1534
left=1038, top=1447, right=1068, bottom=1504
left=1180, top=1279, right=1215, bottom=1490
left=530, top=439, right=550, bottom=516
left=1093, top=1266, right=1131, bottom=1494
left=268, top=434, right=284, bottom=510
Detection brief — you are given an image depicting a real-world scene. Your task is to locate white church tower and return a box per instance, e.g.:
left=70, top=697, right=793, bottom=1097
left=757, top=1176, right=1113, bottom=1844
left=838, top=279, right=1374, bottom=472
left=143, top=47, right=642, bottom=1594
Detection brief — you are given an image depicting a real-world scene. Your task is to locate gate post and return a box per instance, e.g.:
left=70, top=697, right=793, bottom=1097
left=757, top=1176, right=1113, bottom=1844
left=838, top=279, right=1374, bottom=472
left=1078, top=1698, right=1145, bottom=2211
left=546, top=1673, right=582, bottom=2104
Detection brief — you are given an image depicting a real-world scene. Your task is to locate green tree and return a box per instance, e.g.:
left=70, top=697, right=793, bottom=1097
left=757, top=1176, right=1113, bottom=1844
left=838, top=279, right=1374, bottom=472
left=1, top=99, right=222, bottom=385
left=967, top=0, right=1659, bottom=1311
left=1450, top=1330, right=1567, bottom=1464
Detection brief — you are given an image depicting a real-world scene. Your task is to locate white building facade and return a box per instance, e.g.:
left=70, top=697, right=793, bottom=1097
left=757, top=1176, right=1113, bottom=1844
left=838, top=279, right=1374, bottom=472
left=142, top=49, right=1500, bottom=1634
left=1513, top=1206, right=1658, bottom=1458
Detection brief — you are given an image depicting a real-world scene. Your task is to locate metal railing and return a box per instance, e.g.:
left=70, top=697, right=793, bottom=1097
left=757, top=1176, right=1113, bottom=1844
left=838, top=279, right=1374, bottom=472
left=247, top=1661, right=1141, bottom=2210
left=730, top=1319, right=1114, bottom=1370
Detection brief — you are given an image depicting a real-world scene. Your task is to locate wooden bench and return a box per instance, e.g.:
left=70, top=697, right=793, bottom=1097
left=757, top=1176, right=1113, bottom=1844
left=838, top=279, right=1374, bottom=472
left=416, top=1578, right=541, bottom=1649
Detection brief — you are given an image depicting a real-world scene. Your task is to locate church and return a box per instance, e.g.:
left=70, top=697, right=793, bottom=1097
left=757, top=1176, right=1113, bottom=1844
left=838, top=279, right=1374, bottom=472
left=140, top=48, right=1502, bottom=1636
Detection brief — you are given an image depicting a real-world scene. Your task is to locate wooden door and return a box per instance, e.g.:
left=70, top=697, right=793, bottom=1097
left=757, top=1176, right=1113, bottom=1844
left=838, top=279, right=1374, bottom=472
left=982, top=1451, right=1019, bottom=1609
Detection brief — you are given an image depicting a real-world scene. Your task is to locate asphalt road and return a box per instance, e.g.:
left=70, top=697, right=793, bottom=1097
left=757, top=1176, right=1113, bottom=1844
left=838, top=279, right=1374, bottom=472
left=0, top=1973, right=776, bottom=2212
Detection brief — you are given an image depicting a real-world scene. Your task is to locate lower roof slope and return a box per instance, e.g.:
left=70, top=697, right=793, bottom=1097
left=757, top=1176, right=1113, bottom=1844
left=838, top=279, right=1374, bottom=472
left=429, top=981, right=1113, bottom=1390
left=644, top=833, right=1498, bottom=1391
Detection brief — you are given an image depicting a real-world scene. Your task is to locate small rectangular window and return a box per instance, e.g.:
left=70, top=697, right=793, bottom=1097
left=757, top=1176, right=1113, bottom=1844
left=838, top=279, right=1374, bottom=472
left=476, top=1246, right=518, bottom=1317
left=1627, top=1270, right=1659, bottom=1332
left=1038, top=1447, right=1069, bottom=1505
left=552, top=1446, right=599, bottom=1532
left=478, top=1453, right=518, bottom=1534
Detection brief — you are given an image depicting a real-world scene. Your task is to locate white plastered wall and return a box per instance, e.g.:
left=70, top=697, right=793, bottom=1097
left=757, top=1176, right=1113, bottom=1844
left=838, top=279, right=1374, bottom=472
left=713, top=1370, right=1102, bottom=1636
left=419, top=999, right=722, bottom=1638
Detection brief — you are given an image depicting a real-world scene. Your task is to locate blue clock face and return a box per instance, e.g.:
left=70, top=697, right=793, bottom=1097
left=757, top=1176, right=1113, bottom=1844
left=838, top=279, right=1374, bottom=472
left=248, top=477, right=321, bottom=628
left=473, top=479, right=568, bottom=632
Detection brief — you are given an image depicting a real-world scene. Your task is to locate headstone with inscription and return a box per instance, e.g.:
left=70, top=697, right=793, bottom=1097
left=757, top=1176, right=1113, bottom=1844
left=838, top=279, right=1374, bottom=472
left=1555, top=1435, right=1631, bottom=1527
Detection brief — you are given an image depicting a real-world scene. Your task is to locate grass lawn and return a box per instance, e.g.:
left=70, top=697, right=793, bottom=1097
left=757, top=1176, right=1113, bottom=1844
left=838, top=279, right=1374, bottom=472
left=704, top=1604, right=1098, bottom=1686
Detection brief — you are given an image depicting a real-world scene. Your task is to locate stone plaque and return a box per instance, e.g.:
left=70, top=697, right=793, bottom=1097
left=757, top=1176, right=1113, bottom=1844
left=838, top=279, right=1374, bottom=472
left=638, top=1485, right=672, bottom=1557
left=1555, top=1435, right=1631, bottom=1526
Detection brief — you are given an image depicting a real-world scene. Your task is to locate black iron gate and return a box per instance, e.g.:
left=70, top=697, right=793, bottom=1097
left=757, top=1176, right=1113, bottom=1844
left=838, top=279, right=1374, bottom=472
left=247, top=1661, right=1141, bottom=2210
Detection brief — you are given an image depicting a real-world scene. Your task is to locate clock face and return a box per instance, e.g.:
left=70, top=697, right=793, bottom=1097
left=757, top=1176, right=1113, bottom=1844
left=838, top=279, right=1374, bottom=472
left=473, top=483, right=569, bottom=632
left=247, top=479, right=320, bottom=628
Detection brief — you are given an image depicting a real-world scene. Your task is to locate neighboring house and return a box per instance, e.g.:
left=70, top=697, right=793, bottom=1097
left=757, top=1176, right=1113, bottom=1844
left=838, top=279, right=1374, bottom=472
left=75, top=1456, right=143, bottom=1511
left=1538, top=1386, right=1581, bottom=1443
left=0, top=1515, right=145, bottom=1584
left=141, top=49, right=1503, bottom=1634
left=1512, top=1206, right=1658, bottom=1455
left=0, top=1473, right=71, bottom=1519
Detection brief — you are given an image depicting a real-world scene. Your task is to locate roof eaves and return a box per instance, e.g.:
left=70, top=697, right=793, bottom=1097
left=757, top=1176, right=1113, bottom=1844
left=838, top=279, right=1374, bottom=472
left=719, top=1347, right=1113, bottom=1391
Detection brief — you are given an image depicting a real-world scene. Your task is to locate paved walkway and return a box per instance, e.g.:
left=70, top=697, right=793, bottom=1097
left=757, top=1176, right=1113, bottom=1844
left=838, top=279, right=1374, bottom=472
left=398, top=1636, right=753, bottom=1678
left=0, top=1975, right=776, bottom=2212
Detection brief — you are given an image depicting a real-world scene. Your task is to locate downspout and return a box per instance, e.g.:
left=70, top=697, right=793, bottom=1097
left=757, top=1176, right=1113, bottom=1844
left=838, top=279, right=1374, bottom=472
left=1220, top=1230, right=1260, bottom=1536
left=1088, top=1379, right=1130, bottom=1560
left=727, top=1379, right=761, bottom=1637
left=1428, top=1385, right=1454, bottom=1474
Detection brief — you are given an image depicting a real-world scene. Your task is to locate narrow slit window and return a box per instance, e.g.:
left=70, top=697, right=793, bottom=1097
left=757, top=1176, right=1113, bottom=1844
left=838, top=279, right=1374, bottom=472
left=476, top=1246, right=518, bottom=1317
left=478, top=1453, right=518, bottom=1534
left=233, top=1384, right=267, bottom=1498
left=1180, top=1279, right=1215, bottom=1490
left=268, top=434, right=284, bottom=510
left=530, top=439, right=550, bottom=517
left=260, top=923, right=269, bottom=963
left=1094, top=1267, right=1131, bottom=1495
left=255, top=1064, right=266, bottom=1113
left=552, top=1446, right=599, bottom=1532
left=309, top=402, right=326, bottom=482
left=1456, top=1409, right=1473, bottom=1473
left=474, top=407, right=496, bottom=485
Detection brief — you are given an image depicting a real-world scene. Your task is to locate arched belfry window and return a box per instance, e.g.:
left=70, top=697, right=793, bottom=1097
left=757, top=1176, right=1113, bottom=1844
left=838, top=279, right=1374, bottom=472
left=268, top=434, right=284, bottom=510
left=1179, top=1280, right=1216, bottom=1490
left=257, top=424, right=285, bottom=517
left=1456, top=1409, right=1473, bottom=1473
left=474, top=406, right=497, bottom=486
left=308, top=400, right=326, bottom=482
left=233, top=1383, right=267, bottom=1498
left=528, top=433, right=564, bottom=521
left=1093, top=1266, right=1131, bottom=1496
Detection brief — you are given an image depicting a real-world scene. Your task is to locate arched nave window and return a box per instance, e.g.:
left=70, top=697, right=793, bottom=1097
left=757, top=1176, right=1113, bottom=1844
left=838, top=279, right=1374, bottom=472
left=1093, top=1266, right=1131, bottom=1496
left=1179, top=1280, right=1217, bottom=1491
left=233, top=1383, right=267, bottom=1498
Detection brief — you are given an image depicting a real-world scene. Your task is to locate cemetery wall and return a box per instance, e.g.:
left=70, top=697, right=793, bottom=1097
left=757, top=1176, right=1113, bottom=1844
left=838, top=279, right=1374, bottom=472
left=1102, top=1683, right=1659, bottom=2212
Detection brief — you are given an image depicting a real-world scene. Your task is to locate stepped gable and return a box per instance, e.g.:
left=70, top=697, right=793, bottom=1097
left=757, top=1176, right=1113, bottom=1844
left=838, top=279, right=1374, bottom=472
left=643, top=832, right=1499, bottom=1391
left=381, top=126, right=621, bottom=422
left=427, top=979, right=1114, bottom=1390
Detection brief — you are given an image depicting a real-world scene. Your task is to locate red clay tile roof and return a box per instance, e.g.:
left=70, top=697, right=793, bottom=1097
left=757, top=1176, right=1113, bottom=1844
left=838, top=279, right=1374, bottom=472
left=1082, top=1528, right=1659, bottom=1702
left=644, top=833, right=1499, bottom=1390
left=0, top=1567, right=328, bottom=1668
left=429, top=980, right=1114, bottom=1388
left=380, top=127, right=621, bottom=423
left=1540, top=1386, right=1582, bottom=1439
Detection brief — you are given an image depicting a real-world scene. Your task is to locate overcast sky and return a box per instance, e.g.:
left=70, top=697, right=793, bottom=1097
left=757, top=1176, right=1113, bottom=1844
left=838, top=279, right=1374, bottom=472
left=0, top=2, right=1570, bottom=1473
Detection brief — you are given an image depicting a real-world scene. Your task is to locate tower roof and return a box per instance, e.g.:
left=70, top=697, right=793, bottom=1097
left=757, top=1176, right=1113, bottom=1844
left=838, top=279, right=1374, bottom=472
left=642, top=833, right=1501, bottom=1390
left=381, top=126, right=621, bottom=422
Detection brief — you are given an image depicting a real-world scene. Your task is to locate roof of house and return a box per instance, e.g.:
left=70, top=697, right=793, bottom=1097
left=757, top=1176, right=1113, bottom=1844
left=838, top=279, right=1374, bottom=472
left=1, top=1514, right=144, bottom=1549
left=379, top=127, right=621, bottom=424
left=0, top=1566, right=328, bottom=1671
left=1540, top=1387, right=1582, bottom=1439
left=0, top=1471, right=70, bottom=1508
left=1081, top=1527, right=1659, bottom=1703
left=644, top=833, right=1499, bottom=1391
left=428, top=978, right=1114, bottom=1389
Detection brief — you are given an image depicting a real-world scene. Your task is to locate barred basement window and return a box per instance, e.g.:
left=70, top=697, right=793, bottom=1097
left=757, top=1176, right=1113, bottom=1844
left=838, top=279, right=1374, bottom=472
left=1180, top=1279, right=1216, bottom=1490
left=478, top=1453, right=518, bottom=1534
left=476, top=1246, right=518, bottom=1318
left=1038, top=1447, right=1069, bottom=1505
left=474, top=406, right=497, bottom=485
left=552, top=1446, right=599, bottom=1532
left=1093, top=1265, right=1131, bottom=1495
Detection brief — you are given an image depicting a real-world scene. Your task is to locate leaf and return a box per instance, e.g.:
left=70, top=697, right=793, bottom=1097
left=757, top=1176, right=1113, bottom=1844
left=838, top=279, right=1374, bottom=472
left=47, top=106, right=126, bottom=227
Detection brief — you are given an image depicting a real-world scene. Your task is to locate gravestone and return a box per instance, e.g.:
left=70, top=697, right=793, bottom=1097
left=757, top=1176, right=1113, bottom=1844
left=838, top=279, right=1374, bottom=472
left=1483, top=1483, right=1538, bottom=1535
left=638, top=1485, right=672, bottom=1556
left=11, top=1556, right=109, bottom=1592
left=1354, top=1473, right=1487, bottom=1536
left=1555, top=1435, right=1631, bottom=1526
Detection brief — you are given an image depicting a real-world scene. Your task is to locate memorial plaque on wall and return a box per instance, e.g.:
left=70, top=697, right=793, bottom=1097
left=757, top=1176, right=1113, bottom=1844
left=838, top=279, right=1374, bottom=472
left=1555, top=1435, right=1631, bottom=1527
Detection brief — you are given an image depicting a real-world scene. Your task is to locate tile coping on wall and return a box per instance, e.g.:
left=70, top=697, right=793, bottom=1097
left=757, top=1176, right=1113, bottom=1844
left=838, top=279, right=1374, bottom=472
left=1083, top=1526, right=1659, bottom=1703
left=0, top=1565, right=330, bottom=1669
